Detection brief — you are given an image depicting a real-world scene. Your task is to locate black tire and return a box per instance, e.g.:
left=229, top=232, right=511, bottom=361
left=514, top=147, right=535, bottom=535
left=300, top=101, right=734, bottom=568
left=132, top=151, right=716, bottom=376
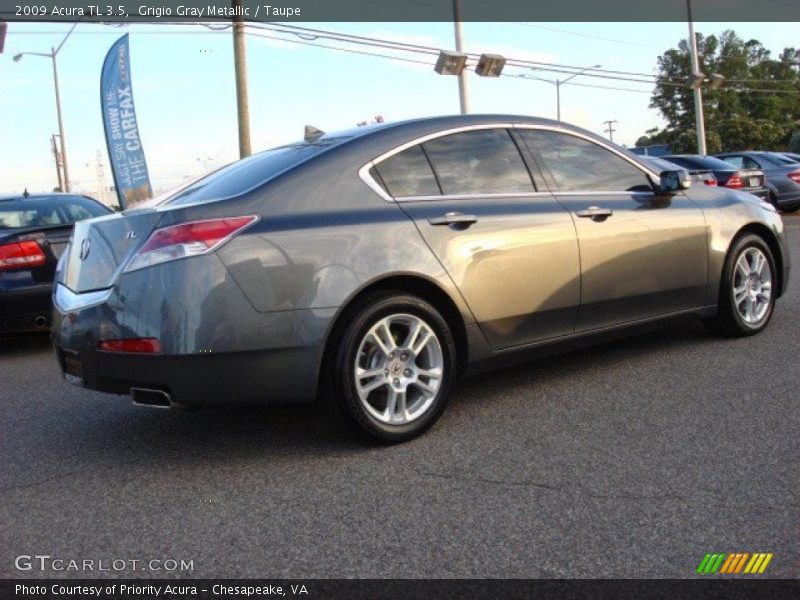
left=327, top=291, right=457, bottom=444
left=706, top=234, right=777, bottom=337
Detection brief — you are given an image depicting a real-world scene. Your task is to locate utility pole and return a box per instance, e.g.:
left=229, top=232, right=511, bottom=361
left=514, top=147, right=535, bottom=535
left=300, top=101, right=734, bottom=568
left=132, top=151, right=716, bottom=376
left=603, top=120, right=618, bottom=143
left=51, top=134, right=63, bottom=192
left=687, top=0, right=707, bottom=155
left=232, top=0, right=251, bottom=158
left=452, top=0, right=470, bottom=114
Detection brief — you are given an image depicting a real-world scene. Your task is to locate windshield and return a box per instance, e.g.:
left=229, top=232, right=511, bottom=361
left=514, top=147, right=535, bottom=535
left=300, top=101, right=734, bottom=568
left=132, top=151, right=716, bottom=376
left=0, top=196, right=110, bottom=230
left=162, top=137, right=351, bottom=208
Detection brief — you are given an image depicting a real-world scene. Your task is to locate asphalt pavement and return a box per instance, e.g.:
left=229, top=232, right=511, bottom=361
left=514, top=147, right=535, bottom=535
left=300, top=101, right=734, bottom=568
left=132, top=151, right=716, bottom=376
left=1, top=216, right=798, bottom=579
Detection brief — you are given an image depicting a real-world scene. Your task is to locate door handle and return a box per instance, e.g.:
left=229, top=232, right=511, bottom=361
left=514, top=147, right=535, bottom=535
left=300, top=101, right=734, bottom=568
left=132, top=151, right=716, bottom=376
left=428, top=212, right=478, bottom=227
left=576, top=206, right=614, bottom=221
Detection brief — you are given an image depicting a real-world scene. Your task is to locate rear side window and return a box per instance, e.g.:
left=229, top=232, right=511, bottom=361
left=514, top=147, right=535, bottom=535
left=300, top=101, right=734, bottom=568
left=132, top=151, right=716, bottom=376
left=164, top=138, right=350, bottom=207
left=0, top=196, right=109, bottom=230
left=422, top=128, right=534, bottom=195
left=373, top=145, right=440, bottom=197
left=521, top=130, right=651, bottom=192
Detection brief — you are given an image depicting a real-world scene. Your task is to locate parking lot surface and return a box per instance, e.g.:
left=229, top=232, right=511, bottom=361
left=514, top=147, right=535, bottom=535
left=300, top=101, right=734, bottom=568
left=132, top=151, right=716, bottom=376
left=1, top=217, right=798, bottom=579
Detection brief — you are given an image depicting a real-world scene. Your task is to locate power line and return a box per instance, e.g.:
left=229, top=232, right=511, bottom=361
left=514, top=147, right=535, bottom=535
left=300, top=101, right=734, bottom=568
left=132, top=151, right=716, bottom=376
left=11, top=22, right=800, bottom=95
left=398, top=0, right=663, bottom=49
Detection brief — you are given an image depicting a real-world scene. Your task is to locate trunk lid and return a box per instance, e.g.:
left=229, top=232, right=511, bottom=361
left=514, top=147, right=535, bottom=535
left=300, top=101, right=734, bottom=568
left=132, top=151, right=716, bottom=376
left=61, top=208, right=163, bottom=293
left=738, top=168, right=765, bottom=191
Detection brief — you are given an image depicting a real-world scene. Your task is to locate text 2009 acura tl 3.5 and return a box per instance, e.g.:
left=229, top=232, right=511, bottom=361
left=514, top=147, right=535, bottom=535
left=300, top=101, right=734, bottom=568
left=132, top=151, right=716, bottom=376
left=51, top=115, right=790, bottom=443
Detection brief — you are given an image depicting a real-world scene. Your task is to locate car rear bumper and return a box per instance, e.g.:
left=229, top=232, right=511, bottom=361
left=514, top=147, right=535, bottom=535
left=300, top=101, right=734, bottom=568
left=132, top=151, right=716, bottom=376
left=0, top=283, right=53, bottom=333
left=52, top=340, right=323, bottom=408
left=49, top=254, right=335, bottom=407
left=775, top=189, right=800, bottom=208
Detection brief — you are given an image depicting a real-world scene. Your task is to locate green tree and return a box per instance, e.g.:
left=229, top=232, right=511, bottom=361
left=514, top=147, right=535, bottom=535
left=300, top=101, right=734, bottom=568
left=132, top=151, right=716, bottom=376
left=789, top=130, right=800, bottom=153
left=644, top=31, right=800, bottom=153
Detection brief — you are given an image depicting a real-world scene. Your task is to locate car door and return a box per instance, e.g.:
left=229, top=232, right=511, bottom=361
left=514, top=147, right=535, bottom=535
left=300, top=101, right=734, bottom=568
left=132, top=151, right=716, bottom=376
left=368, top=126, right=581, bottom=350
left=516, top=127, right=708, bottom=332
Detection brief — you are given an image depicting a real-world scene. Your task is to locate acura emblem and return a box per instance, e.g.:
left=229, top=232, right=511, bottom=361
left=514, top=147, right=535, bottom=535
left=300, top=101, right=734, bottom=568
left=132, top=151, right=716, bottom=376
left=79, top=238, right=91, bottom=261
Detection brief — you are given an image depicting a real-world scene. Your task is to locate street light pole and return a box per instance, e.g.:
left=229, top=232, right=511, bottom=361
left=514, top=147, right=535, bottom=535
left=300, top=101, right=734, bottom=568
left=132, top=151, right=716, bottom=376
left=51, top=49, right=70, bottom=192
left=530, top=64, right=600, bottom=121
left=232, top=0, right=252, bottom=158
left=452, top=0, right=470, bottom=114
left=13, top=23, right=77, bottom=192
left=687, top=0, right=707, bottom=155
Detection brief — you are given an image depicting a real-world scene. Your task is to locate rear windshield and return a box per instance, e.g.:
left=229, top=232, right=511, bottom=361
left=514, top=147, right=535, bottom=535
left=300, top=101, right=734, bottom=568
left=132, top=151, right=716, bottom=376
left=0, top=196, right=110, bottom=230
left=760, top=152, right=796, bottom=166
left=163, top=137, right=351, bottom=207
left=665, top=156, right=735, bottom=171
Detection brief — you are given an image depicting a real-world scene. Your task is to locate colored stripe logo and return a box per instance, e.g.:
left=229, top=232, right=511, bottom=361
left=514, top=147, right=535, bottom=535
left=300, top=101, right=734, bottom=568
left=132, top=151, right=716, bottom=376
left=696, top=552, right=773, bottom=574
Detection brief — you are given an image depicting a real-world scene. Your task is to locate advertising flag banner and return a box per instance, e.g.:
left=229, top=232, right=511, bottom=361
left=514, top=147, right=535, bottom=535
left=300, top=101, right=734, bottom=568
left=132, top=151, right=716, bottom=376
left=101, top=34, right=152, bottom=208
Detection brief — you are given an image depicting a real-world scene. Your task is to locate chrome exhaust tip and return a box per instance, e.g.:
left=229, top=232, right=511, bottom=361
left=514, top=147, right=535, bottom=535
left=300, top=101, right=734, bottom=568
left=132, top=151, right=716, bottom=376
left=130, top=387, right=172, bottom=409
left=33, top=315, right=48, bottom=328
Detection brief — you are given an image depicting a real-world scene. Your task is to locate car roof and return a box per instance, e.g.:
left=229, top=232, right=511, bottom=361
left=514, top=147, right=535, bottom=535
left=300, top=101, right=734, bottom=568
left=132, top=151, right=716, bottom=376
left=318, top=113, right=605, bottom=146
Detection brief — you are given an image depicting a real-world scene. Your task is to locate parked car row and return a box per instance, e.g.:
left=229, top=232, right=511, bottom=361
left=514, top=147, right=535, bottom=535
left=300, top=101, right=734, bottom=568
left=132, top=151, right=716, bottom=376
left=643, top=152, right=800, bottom=213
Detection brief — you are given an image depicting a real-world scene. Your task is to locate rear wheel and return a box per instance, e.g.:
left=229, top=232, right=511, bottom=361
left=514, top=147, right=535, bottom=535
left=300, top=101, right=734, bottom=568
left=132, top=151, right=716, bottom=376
left=706, top=234, right=776, bottom=337
left=329, top=292, right=457, bottom=443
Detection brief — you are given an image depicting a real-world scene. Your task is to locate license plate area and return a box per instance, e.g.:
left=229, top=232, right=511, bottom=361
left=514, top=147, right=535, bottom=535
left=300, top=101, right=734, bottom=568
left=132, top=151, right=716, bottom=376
left=749, top=177, right=761, bottom=187
left=61, top=349, right=85, bottom=386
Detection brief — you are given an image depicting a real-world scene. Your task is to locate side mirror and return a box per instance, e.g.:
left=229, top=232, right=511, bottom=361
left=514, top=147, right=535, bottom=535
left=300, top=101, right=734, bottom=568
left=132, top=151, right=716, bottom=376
left=659, top=169, right=692, bottom=193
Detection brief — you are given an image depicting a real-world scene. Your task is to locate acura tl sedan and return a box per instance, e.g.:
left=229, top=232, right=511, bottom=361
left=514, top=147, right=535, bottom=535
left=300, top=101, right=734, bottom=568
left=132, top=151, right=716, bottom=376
left=51, top=115, right=790, bottom=443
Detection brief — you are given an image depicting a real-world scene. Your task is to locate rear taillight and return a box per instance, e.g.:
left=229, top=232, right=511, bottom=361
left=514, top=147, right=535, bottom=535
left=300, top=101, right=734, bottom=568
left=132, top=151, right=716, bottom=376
left=98, top=338, right=162, bottom=353
left=703, top=176, right=717, bottom=186
left=124, top=215, right=258, bottom=272
left=788, top=170, right=800, bottom=184
left=725, top=173, right=744, bottom=189
left=0, top=240, right=46, bottom=271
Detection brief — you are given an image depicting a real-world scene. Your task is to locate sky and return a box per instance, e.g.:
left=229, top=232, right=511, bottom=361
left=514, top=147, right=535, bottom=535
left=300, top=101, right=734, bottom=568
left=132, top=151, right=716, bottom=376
left=1, top=20, right=798, bottom=201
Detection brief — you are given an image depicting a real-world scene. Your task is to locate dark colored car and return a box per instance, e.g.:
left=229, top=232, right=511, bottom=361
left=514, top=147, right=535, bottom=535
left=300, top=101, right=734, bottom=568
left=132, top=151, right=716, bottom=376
left=779, top=152, right=800, bottom=163
left=51, top=115, right=790, bottom=443
left=642, top=157, right=718, bottom=187
left=715, top=151, right=800, bottom=212
left=0, top=193, right=111, bottom=334
left=663, top=154, right=768, bottom=199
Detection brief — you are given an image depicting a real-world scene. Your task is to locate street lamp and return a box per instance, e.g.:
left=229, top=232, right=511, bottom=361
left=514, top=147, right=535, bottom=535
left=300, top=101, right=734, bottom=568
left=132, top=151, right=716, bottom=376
left=13, top=23, right=78, bottom=192
left=530, top=64, right=601, bottom=121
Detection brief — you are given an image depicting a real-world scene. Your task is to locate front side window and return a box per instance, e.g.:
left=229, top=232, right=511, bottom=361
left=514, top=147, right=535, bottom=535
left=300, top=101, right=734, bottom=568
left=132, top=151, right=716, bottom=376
left=373, top=144, right=440, bottom=197
left=721, top=155, right=744, bottom=169
left=422, top=128, right=534, bottom=195
left=520, top=129, right=652, bottom=192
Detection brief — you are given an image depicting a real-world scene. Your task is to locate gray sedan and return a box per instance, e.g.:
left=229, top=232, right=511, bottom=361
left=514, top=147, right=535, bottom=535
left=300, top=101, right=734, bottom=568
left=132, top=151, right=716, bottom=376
left=715, top=151, right=800, bottom=212
left=51, top=115, right=790, bottom=443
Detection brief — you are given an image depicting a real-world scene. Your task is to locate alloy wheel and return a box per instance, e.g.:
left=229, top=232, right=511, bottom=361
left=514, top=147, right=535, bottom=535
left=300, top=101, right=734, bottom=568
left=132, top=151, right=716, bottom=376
left=354, top=313, right=444, bottom=425
left=733, top=247, right=772, bottom=325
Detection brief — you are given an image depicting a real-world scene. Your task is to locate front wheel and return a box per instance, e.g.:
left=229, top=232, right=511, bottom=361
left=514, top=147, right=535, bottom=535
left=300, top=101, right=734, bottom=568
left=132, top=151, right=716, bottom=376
left=330, top=292, right=457, bottom=443
left=706, top=234, right=777, bottom=337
